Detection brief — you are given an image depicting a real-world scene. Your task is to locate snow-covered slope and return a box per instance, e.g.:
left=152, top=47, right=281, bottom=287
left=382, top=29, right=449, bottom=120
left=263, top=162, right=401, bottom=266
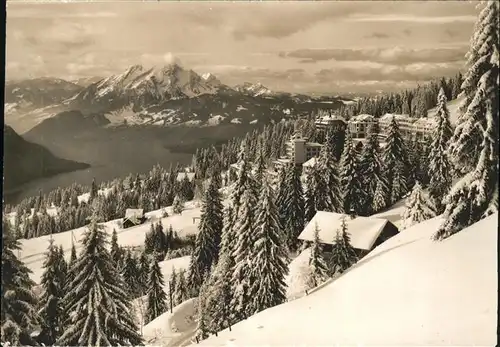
left=195, top=213, right=498, bottom=346
left=142, top=298, right=198, bottom=347
left=19, top=200, right=222, bottom=284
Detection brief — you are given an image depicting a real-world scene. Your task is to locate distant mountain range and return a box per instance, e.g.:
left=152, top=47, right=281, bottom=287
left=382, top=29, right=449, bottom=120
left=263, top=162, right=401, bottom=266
left=3, top=125, right=90, bottom=193
left=4, top=62, right=352, bottom=134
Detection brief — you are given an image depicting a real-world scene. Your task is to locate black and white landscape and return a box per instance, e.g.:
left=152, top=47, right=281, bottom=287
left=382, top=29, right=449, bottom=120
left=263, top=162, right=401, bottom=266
left=2, top=2, right=498, bottom=347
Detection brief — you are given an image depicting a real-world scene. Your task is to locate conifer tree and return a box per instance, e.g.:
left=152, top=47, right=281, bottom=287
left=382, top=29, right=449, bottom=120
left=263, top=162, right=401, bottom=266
left=330, top=217, right=358, bottom=275
left=187, top=177, right=224, bottom=296
left=172, top=194, right=184, bottom=215
left=169, top=267, right=178, bottom=307
left=1, top=220, right=39, bottom=346
left=138, top=250, right=150, bottom=290
left=281, top=164, right=306, bottom=251
left=194, top=275, right=210, bottom=342
left=145, top=258, right=168, bottom=324
left=383, top=116, right=410, bottom=205
left=121, top=250, right=141, bottom=298
left=310, top=163, right=333, bottom=212
left=56, top=215, right=143, bottom=346
left=402, top=181, right=436, bottom=230
left=248, top=178, right=289, bottom=315
left=110, top=228, right=121, bottom=266
left=434, top=2, right=498, bottom=240
left=428, top=88, right=453, bottom=214
left=304, top=173, right=317, bottom=223
left=254, top=144, right=266, bottom=188
left=340, top=132, right=366, bottom=216
left=359, top=132, right=385, bottom=214
left=372, top=178, right=389, bottom=213
left=174, top=269, right=189, bottom=305
left=56, top=245, right=68, bottom=289
left=38, top=239, right=65, bottom=345
left=318, top=130, right=342, bottom=212
left=230, top=180, right=259, bottom=322
left=307, top=222, right=330, bottom=288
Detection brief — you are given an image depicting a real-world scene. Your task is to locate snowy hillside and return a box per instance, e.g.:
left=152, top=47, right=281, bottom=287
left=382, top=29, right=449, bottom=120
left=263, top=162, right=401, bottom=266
left=18, top=199, right=225, bottom=284
left=195, top=213, right=498, bottom=346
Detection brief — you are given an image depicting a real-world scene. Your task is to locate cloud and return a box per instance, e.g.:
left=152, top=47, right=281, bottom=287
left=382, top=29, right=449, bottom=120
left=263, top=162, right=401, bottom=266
left=279, top=46, right=468, bottom=65
left=349, top=14, right=477, bottom=23
left=367, top=32, right=390, bottom=39
left=315, top=61, right=462, bottom=83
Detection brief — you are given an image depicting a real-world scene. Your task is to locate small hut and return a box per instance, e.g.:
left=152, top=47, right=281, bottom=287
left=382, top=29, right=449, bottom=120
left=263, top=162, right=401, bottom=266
left=123, top=208, right=146, bottom=229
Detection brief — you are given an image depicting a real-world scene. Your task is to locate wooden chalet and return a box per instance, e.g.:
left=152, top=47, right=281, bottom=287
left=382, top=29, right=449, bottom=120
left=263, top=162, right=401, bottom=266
left=298, top=211, right=400, bottom=258
left=123, top=208, right=146, bottom=228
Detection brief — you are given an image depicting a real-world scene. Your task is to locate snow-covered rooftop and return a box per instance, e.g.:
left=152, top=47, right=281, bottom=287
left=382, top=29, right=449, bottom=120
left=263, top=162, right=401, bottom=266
left=196, top=213, right=498, bottom=347
left=302, top=157, right=318, bottom=168
left=379, top=113, right=414, bottom=123
left=298, top=211, right=393, bottom=250
left=305, top=142, right=323, bottom=147
left=349, top=114, right=376, bottom=122
left=315, top=115, right=347, bottom=124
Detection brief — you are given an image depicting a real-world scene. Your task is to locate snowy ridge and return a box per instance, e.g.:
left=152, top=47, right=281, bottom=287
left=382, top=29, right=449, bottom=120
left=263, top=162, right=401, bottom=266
left=196, top=213, right=498, bottom=346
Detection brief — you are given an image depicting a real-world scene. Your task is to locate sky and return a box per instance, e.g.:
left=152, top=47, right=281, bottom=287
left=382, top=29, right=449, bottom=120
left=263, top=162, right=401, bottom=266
left=5, top=1, right=479, bottom=95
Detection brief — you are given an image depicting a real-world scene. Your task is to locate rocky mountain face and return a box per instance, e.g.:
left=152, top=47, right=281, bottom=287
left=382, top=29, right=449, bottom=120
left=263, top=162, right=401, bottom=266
left=5, top=63, right=349, bottom=134
left=3, top=125, right=90, bottom=191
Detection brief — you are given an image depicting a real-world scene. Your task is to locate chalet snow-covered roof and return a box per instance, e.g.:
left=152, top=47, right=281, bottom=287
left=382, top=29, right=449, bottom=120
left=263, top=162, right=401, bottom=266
left=349, top=114, right=375, bottom=122
left=302, top=157, right=318, bottom=168
left=379, top=113, right=414, bottom=123
left=125, top=209, right=144, bottom=219
left=176, top=172, right=196, bottom=182
left=305, top=142, right=323, bottom=148
left=315, top=115, right=347, bottom=124
left=298, top=211, right=393, bottom=250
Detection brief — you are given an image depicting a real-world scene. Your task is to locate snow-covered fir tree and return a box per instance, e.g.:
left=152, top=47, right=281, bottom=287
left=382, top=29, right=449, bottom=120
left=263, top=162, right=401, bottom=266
left=359, top=132, right=386, bottom=215
left=383, top=116, right=410, bottom=205
left=318, top=130, right=342, bottom=212
left=194, top=274, right=211, bottom=342
left=65, top=243, right=78, bottom=287
left=138, top=250, right=150, bottom=290
left=280, top=164, right=306, bottom=251
left=169, top=267, right=178, bottom=307
left=174, top=268, right=189, bottom=305
left=203, top=251, right=233, bottom=333
left=203, top=205, right=236, bottom=331
left=254, top=143, right=267, bottom=188
left=307, top=222, right=330, bottom=288
left=330, top=217, right=358, bottom=275
left=434, top=1, right=498, bottom=240
left=172, top=194, right=184, bottom=214
left=110, top=228, right=121, bottom=267
left=121, top=250, right=141, bottom=298
left=428, top=88, right=454, bottom=214
left=401, top=181, right=436, bottom=230
left=229, top=178, right=260, bottom=322
left=56, top=215, right=143, bottom=346
left=304, top=172, right=317, bottom=223
left=340, top=132, right=366, bottom=216
left=248, top=178, right=289, bottom=315
left=1, top=220, right=39, bottom=346
left=372, top=178, right=389, bottom=213
left=145, top=258, right=168, bottom=324
left=37, top=239, right=65, bottom=345
left=310, top=163, right=334, bottom=212
left=188, top=176, right=224, bottom=296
